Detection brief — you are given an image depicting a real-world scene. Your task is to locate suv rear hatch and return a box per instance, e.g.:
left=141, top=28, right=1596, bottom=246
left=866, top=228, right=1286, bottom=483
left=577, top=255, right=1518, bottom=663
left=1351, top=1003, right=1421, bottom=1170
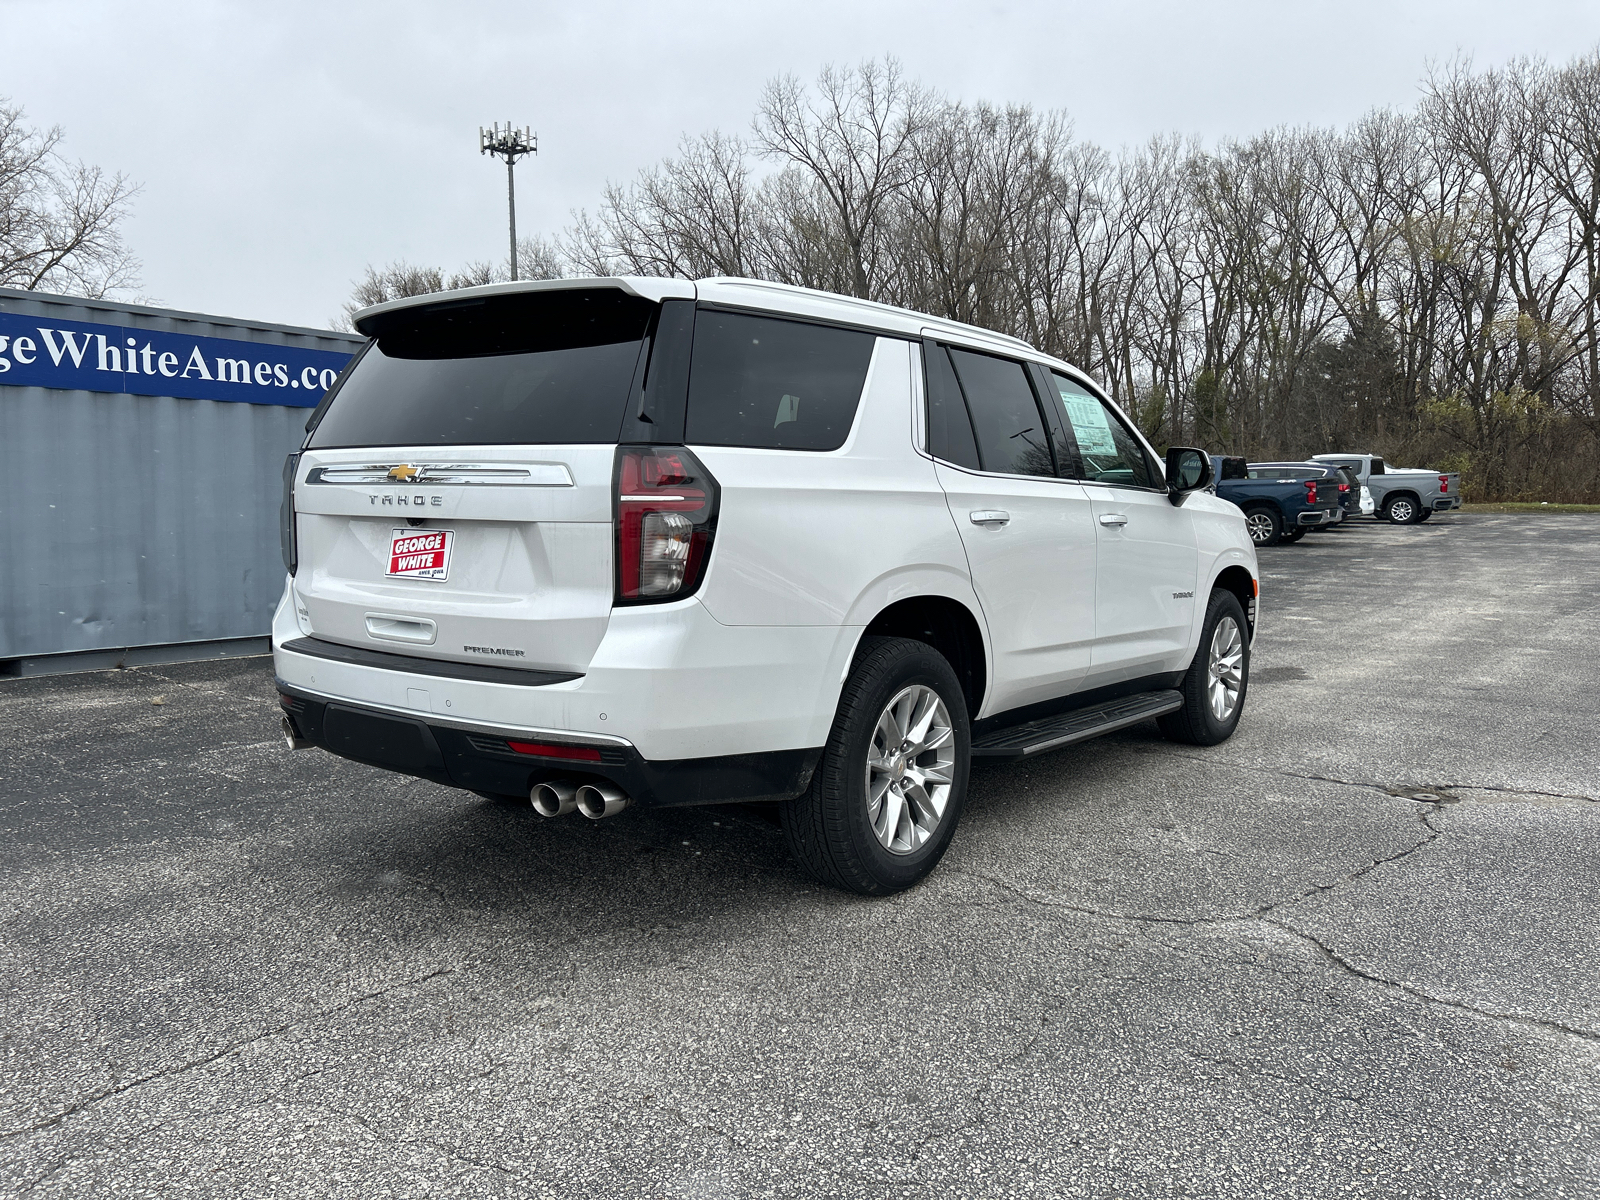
left=287, top=287, right=662, bottom=676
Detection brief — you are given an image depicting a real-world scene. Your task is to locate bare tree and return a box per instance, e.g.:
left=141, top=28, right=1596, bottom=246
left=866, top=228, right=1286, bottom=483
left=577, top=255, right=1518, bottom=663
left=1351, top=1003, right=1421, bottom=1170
left=344, top=51, right=1600, bottom=498
left=0, top=99, right=139, bottom=297
left=754, top=59, right=934, bottom=300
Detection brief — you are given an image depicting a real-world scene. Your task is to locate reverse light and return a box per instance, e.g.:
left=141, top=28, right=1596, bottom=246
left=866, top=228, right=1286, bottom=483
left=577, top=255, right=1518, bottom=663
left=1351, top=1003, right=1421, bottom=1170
left=614, top=446, right=719, bottom=604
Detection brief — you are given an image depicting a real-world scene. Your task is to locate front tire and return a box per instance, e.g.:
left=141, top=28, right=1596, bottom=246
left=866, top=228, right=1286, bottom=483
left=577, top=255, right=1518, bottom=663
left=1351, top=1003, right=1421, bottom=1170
left=781, top=637, right=971, bottom=895
left=1159, top=590, right=1250, bottom=746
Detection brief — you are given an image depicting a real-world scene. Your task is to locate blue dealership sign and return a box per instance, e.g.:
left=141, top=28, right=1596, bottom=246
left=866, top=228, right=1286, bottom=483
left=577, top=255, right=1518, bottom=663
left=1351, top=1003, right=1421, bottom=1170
left=0, top=309, right=356, bottom=407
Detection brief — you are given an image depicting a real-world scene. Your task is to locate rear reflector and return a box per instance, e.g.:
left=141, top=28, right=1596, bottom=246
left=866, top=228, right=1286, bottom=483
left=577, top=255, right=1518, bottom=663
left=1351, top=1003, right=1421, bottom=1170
left=506, top=741, right=603, bottom=762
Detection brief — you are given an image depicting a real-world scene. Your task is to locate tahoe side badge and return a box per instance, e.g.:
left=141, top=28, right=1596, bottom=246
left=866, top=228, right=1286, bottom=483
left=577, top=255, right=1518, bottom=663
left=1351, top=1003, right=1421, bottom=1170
left=387, top=528, right=455, bottom=581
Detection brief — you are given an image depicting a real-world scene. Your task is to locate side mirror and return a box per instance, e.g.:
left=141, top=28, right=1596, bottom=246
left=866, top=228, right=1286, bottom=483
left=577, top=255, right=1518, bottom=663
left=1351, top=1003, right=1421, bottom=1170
left=1166, top=447, right=1213, bottom=504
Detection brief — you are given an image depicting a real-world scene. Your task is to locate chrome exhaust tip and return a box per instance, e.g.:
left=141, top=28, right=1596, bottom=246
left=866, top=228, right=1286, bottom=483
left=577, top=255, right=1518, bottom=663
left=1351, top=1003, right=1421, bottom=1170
left=576, top=782, right=630, bottom=820
left=531, top=780, right=579, bottom=818
left=281, top=714, right=311, bottom=751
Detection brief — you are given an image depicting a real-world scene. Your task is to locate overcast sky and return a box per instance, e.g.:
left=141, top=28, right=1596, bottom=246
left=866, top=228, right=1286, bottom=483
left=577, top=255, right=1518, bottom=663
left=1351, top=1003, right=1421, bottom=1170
left=5, top=0, right=1599, bottom=330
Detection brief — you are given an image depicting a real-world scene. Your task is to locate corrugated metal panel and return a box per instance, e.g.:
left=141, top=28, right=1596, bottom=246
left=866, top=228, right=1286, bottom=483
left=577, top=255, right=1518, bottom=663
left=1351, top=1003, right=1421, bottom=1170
left=0, top=289, right=365, bottom=660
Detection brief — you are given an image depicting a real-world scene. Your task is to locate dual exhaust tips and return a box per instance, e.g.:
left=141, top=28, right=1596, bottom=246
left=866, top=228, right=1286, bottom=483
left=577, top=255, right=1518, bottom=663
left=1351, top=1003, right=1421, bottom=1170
left=531, top=780, right=630, bottom=820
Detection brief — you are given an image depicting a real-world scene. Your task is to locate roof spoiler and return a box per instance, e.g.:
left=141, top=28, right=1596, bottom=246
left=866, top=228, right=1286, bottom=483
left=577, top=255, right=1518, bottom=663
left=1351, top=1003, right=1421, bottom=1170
left=351, top=276, right=697, bottom=336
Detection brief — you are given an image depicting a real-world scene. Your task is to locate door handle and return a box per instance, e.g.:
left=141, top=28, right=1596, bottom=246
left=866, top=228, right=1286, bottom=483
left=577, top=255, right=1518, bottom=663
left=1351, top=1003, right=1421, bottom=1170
left=1098, top=513, right=1129, bottom=527
left=969, top=510, right=1010, bottom=527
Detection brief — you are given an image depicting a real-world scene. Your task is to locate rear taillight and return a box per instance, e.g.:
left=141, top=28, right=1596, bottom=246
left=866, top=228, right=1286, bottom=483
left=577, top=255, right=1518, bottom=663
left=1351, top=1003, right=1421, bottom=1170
left=1338, top=483, right=1349, bottom=493
left=1304, top=479, right=1318, bottom=503
left=1439, top=475, right=1449, bottom=493
left=280, top=452, right=300, bottom=575
left=614, top=445, right=719, bottom=604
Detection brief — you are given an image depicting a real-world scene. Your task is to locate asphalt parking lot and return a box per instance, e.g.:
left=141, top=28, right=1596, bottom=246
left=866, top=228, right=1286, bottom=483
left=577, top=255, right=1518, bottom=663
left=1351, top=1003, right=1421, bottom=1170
left=2, top=513, right=1597, bottom=1199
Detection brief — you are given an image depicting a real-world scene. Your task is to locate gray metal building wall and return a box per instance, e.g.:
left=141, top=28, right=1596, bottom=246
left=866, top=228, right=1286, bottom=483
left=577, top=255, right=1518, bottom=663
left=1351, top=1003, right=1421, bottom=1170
left=0, top=289, right=364, bottom=663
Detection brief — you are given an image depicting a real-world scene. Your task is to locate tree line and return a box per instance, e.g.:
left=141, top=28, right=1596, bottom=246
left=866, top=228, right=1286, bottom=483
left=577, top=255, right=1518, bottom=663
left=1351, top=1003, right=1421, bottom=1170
left=552, top=54, right=1600, bottom=501
left=359, top=52, right=1588, bottom=502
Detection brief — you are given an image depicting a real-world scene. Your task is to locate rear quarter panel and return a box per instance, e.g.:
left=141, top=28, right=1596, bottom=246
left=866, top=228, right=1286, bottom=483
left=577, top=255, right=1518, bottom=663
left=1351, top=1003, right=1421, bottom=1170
left=690, top=337, right=973, bottom=630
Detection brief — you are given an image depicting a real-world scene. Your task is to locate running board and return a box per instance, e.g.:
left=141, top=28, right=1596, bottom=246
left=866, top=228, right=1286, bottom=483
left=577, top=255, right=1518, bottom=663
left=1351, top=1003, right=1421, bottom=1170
left=971, top=689, right=1183, bottom=760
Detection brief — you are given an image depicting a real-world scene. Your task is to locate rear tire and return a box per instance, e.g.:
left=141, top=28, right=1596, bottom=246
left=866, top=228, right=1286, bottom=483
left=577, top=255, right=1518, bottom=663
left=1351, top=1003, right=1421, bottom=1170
left=1243, top=505, right=1282, bottom=547
left=781, top=637, right=971, bottom=895
left=1159, top=590, right=1250, bottom=746
left=1280, top=527, right=1306, bottom=544
left=1383, top=495, right=1421, bottom=524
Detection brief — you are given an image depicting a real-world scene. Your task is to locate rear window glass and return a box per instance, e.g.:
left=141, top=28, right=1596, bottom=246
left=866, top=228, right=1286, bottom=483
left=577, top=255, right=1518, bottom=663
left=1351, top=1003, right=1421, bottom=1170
left=309, top=289, right=654, bottom=448
left=685, top=311, right=875, bottom=451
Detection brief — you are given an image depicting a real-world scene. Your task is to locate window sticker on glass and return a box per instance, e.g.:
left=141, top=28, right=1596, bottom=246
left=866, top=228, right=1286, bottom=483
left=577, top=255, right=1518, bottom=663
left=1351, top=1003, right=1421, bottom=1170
left=1058, top=385, right=1117, bottom=457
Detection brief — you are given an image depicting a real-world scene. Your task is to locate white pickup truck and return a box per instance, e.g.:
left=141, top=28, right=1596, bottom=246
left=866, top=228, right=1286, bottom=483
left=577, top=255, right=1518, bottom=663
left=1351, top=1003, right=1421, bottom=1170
left=1311, top=454, right=1461, bottom=524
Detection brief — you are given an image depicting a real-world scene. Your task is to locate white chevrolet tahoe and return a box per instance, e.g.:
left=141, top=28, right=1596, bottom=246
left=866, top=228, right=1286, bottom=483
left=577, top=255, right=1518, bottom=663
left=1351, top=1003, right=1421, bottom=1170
left=274, top=277, right=1258, bottom=894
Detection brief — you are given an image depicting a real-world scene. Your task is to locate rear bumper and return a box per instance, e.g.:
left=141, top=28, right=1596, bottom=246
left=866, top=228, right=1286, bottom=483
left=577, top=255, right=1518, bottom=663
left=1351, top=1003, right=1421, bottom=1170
left=1432, top=497, right=1459, bottom=511
left=1296, top=508, right=1340, bottom=526
left=272, top=579, right=857, bottom=767
left=277, top=682, right=821, bottom=807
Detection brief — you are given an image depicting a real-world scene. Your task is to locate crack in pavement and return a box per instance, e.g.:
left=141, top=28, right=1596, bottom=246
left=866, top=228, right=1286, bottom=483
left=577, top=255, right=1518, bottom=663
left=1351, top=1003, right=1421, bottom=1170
left=333, top=1107, right=541, bottom=1196
left=1441, top=782, right=1599, bottom=804
left=1144, top=750, right=1599, bottom=806
left=960, top=870, right=1600, bottom=1047
left=0, top=966, right=459, bottom=1143
left=1253, top=810, right=1443, bottom=918
left=960, top=801, right=1437, bottom=929
left=903, top=995, right=1065, bottom=1181
left=1259, top=915, right=1600, bottom=1046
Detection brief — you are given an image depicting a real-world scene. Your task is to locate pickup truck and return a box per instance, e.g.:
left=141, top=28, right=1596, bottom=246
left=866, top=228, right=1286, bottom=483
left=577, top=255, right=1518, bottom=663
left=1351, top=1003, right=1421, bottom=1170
left=1248, top=462, right=1360, bottom=530
left=1310, top=454, right=1461, bottom=524
left=1212, top=456, right=1343, bottom=546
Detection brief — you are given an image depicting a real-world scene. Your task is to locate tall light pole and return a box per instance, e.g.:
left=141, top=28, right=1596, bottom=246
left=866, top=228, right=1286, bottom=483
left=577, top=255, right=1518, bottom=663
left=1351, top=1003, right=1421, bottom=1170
left=479, top=123, right=537, bottom=281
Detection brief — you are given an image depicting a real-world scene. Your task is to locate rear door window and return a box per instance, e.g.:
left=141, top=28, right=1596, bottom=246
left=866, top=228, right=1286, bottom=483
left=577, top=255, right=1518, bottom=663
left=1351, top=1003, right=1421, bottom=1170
left=1047, top=373, right=1157, bottom=488
left=685, top=311, right=875, bottom=451
left=946, top=348, right=1055, bottom=477
left=309, top=289, right=655, bottom=448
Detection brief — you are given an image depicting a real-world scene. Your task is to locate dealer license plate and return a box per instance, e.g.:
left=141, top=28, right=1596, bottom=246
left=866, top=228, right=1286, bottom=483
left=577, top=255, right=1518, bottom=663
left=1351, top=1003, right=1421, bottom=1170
left=387, top=528, right=455, bottom=581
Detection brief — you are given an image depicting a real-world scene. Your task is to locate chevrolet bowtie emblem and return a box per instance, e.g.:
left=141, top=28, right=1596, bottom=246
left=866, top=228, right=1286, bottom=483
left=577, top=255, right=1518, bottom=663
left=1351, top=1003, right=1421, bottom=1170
left=387, top=464, right=420, bottom=482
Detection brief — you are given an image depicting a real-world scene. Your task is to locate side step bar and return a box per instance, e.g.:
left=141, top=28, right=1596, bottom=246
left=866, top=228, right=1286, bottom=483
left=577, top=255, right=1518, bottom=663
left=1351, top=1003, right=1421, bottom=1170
left=971, top=689, right=1183, bottom=760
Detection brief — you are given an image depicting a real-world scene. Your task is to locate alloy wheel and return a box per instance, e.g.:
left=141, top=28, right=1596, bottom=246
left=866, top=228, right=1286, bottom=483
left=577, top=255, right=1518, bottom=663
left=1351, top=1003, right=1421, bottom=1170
left=1207, top=616, right=1245, bottom=721
left=866, top=685, right=956, bottom=855
left=1245, top=512, right=1275, bottom=544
